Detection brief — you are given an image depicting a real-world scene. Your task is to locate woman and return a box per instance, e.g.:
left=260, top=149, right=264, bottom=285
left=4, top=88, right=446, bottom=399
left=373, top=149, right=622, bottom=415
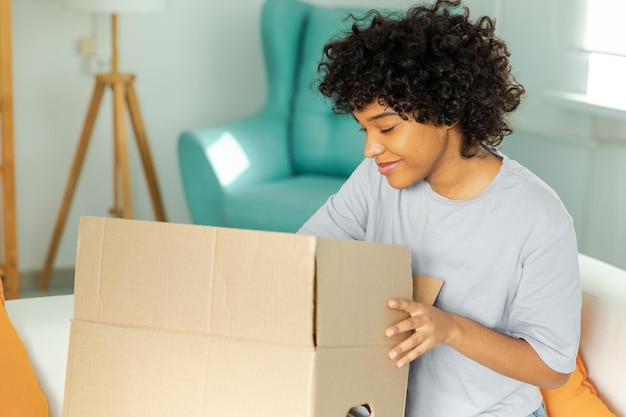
left=298, top=1, right=581, bottom=416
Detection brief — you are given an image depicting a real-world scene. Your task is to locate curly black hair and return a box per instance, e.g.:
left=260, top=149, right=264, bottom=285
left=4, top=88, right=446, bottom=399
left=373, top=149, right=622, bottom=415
left=317, top=0, right=525, bottom=158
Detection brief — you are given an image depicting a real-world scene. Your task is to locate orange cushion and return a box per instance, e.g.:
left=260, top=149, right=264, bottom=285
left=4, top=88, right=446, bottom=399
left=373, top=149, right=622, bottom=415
left=541, top=355, right=616, bottom=417
left=0, top=286, right=49, bottom=417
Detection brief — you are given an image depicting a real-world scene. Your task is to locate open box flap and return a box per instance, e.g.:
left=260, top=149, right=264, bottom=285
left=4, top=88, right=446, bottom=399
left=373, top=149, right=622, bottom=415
left=315, top=238, right=413, bottom=347
left=413, top=274, right=444, bottom=306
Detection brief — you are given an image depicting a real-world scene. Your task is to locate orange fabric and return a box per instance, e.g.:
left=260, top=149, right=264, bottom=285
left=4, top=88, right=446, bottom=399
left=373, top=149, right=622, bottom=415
left=0, top=292, right=49, bottom=416
left=541, top=355, right=616, bottom=417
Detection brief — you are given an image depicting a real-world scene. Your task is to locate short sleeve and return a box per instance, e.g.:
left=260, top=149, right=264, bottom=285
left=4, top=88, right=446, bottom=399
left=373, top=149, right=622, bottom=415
left=508, top=215, right=581, bottom=373
left=298, top=158, right=374, bottom=239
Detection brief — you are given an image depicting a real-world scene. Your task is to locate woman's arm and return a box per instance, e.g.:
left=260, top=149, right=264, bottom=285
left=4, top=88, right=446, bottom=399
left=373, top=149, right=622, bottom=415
left=385, top=299, right=570, bottom=389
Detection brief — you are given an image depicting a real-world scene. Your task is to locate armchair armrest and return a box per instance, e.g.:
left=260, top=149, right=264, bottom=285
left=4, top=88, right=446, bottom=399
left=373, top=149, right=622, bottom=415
left=178, top=108, right=292, bottom=226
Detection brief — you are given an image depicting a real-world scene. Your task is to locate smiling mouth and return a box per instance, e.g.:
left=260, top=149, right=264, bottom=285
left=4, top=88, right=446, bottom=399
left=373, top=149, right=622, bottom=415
left=377, top=161, right=400, bottom=175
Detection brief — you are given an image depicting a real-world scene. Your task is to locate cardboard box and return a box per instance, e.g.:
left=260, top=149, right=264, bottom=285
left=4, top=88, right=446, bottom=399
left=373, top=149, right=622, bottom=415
left=62, top=216, right=419, bottom=417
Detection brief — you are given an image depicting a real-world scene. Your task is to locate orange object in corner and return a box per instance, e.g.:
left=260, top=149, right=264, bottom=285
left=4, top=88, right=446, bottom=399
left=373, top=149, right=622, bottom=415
left=0, top=285, right=49, bottom=416
left=542, top=355, right=617, bottom=417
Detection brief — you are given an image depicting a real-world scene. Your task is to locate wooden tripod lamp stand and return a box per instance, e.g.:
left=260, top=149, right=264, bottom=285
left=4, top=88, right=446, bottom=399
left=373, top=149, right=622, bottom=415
left=39, top=0, right=167, bottom=289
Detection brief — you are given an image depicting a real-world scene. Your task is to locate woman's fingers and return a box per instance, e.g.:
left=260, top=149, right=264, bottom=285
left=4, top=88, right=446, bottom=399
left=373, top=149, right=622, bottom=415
left=389, top=332, right=431, bottom=367
left=385, top=298, right=439, bottom=367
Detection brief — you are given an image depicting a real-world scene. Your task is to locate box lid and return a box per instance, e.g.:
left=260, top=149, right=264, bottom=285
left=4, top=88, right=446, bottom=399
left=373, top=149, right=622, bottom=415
left=73, top=217, right=412, bottom=348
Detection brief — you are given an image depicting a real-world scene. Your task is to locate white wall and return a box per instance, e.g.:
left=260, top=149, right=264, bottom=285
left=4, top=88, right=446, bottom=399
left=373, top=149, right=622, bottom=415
left=12, top=0, right=624, bottom=273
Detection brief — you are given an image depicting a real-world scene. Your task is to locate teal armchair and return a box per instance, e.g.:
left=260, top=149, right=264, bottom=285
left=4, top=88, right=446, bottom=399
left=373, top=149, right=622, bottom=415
left=178, top=0, right=373, bottom=232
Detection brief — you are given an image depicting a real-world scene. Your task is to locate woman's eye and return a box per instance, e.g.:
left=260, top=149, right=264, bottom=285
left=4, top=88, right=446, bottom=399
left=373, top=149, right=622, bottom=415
left=358, top=125, right=395, bottom=134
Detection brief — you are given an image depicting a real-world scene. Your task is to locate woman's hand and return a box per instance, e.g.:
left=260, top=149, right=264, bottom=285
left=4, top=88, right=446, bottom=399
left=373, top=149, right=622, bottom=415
left=385, top=298, right=570, bottom=388
left=385, top=298, right=458, bottom=368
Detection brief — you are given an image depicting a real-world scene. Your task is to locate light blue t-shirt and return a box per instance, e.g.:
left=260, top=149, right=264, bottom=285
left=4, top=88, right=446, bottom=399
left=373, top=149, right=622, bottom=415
left=298, top=155, right=581, bottom=417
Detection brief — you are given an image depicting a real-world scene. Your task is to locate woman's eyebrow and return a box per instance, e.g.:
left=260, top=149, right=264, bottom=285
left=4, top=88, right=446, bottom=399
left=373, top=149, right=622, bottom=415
left=366, top=111, right=398, bottom=122
left=352, top=111, right=399, bottom=124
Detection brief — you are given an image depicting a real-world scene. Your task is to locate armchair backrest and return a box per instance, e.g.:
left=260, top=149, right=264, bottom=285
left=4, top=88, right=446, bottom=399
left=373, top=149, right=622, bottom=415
left=291, top=4, right=370, bottom=177
left=260, top=0, right=312, bottom=114
left=260, top=0, right=376, bottom=177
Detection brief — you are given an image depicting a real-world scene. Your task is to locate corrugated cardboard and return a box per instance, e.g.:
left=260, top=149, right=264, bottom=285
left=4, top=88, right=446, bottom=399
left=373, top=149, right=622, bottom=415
left=413, top=274, right=444, bottom=306
left=62, top=216, right=436, bottom=417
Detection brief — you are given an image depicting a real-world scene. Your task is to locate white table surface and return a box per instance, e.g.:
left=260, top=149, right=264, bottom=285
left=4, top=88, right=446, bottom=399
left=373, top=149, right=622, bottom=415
left=6, top=294, right=74, bottom=417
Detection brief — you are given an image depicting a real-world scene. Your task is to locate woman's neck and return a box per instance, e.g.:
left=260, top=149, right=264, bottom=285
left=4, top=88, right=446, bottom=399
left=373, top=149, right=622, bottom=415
left=427, top=147, right=503, bottom=200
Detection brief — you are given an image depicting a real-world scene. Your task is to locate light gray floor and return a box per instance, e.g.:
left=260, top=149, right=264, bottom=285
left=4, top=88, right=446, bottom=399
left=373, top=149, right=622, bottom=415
left=11, top=269, right=74, bottom=299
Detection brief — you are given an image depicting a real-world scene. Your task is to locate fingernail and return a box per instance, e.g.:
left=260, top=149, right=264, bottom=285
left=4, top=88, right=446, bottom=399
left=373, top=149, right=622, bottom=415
left=397, top=360, right=405, bottom=368
left=385, top=328, right=395, bottom=337
left=389, top=351, right=398, bottom=360
left=388, top=300, right=398, bottom=308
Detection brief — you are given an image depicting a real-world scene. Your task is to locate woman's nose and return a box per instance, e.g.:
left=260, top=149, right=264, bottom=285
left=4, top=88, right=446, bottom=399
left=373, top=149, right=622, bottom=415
left=363, top=135, right=384, bottom=159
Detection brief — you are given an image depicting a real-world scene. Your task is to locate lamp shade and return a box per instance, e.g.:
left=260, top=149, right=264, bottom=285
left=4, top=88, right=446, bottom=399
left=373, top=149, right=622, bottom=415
left=62, top=0, right=166, bottom=13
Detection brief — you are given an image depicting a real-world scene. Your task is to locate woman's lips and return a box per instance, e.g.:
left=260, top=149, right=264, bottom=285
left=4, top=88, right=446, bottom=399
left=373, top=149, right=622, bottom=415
left=377, top=161, right=399, bottom=175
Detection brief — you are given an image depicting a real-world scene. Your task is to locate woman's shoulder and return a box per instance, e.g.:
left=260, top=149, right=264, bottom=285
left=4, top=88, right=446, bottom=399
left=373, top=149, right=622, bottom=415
left=499, top=155, right=571, bottom=220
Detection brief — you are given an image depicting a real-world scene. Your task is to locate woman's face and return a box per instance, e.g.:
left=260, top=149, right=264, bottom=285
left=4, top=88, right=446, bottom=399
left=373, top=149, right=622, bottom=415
left=354, top=101, right=457, bottom=190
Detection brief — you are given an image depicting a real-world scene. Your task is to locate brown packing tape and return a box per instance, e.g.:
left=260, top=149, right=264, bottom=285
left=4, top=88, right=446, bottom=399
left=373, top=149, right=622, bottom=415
left=413, top=274, right=444, bottom=306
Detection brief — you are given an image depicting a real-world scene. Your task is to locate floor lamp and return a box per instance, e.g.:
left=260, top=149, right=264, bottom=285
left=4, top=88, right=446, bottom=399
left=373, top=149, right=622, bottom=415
left=39, top=0, right=167, bottom=289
